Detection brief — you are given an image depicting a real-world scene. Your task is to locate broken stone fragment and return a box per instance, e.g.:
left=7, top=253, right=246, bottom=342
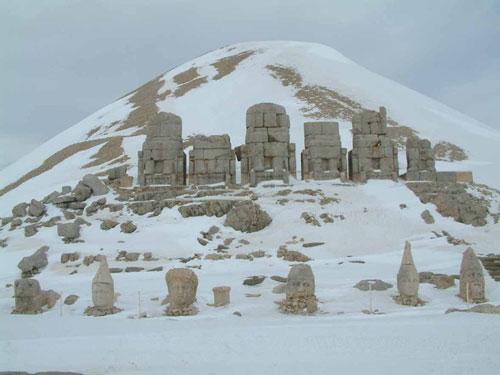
left=57, top=223, right=81, bottom=241
left=17, top=246, right=49, bottom=278
left=120, top=221, right=137, bottom=233
left=28, top=199, right=46, bottom=217
left=12, top=278, right=60, bottom=314
left=72, top=182, right=92, bottom=202
left=211, top=286, right=231, bottom=307
left=61, top=252, right=80, bottom=264
left=354, top=279, right=393, bottom=291
left=24, top=225, right=38, bottom=238
left=420, top=209, right=435, bottom=224
left=64, top=294, right=79, bottom=305
left=81, top=174, right=109, bottom=196
left=100, top=219, right=119, bottom=230
left=12, top=202, right=28, bottom=217
left=243, top=275, right=265, bottom=286
left=224, top=201, right=272, bottom=233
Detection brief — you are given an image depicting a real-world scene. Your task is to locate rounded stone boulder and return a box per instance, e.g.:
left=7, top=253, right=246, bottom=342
left=224, top=201, right=272, bottom=233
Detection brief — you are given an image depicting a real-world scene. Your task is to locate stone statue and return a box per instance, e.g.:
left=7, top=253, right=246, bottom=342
left=301, top=122, right=347, bottom=180
left=165, top=268, right=198, bottom=316
left=459, top=247, right=486, bottom=303
left=239, top=103, right=296, bottom=186
left=85, top=256, right=121, bottom=316
left=348, top=106, right=399, bottom=182
left=12, top=278, right=60, bottom=314
left=279, top=264, right=318, bottom=314
left=395, top=241, right=423, bottom=306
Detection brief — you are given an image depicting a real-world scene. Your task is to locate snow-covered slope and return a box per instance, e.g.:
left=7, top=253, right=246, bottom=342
left=1, top=41, right=500, bottom=214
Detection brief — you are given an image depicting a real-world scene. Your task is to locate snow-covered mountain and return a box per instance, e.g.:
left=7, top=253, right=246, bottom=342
left=1, top=41, right=500, bottom=375
left=1, top=41, right=500, bottom=214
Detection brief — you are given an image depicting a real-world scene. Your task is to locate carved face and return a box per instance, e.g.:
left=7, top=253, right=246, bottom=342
left=286, top=264, right=315, bottom=299
left=397, top=267, right=419, bottom=297
left=166, top=269, right=198, bottom=308
left=92, top=282, right=114, bottom=308
left=15, top=278, right=41, bottom=298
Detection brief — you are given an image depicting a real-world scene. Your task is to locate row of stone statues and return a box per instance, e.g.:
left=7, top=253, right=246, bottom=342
left=396, top=243, right=486, bottom=306
left=137, top=103, right=442, bottom=187
left=13, top=245, right=486, bottom=315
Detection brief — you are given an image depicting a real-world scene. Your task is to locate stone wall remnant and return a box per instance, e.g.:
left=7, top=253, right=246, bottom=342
left=189, top=135, right=236, bottom=185
left=406, top=137, right=436, bottom=181
left=301, top=122, right=347, bottom=180
left=348, top=106, right=399, bottom=182
left=239, top=103, right=296, bottom=186
left=459, top=247, right=486, bottom=303
left=165, top=268, right=198, bottom=316
left=138, top=112, right=186, bottom=186
left=395, top=241, right=422, bottom=306
left=279, top=264, right=317, bottom=314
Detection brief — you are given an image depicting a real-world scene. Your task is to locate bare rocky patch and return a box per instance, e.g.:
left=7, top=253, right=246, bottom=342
left=211, top=50, right=255, bottom=80
left=433, top=141, right=468, bottom=161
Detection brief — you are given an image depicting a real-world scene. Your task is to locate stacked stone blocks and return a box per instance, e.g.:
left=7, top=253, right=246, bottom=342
left=189, top=135, right=236, bottom=185
left=406, top=137, right=436, bottom=181
left=240, top=103, right=296, bottom=186
left=301, top=121, right=347, bottom=180
left=348, top=107, right=399, bottom=182
left=138, top=112, right=186, bottom=186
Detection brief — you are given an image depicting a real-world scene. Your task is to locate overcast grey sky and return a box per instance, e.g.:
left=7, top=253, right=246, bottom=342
left=1, top=0, right=499, bottom=169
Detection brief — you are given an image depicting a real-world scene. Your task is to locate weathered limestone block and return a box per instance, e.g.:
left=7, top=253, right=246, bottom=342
left=240, top=103, right=296, bottom=186
left=12, top=202, right=29, bottom=218
left=349, top=107, right=399, bottom=182
left=436, top=171, right=474, bottom=184
left=279, top=264, right=318, bottom=314
left=138, top=112, right=186, bottom=186
left=12, top=278, right=60, bottom=314
left=211, top=286, right=231, bottom=307
left=224, top=201, right=272, bottom=233
left=85, top=257, right=121, bottom=316
left=17, top=246, right=49, bottom=278
left=72, top=182, right=92, bottom=202
left=301, top=122, right=346, bottom=180
left=395, top=241, right=423, bottom=306
left=189, top=135, right=236, bottom=185
left=406, top=137, right=436, bottom=181
left=28, top=199, right=46, bottom=217
left=81, top=174, right=109, bottom=196
left=459, top=247, right=486, bottom=303
left=57, top=223, right=81, bottom=241
left=165, top=268, right=198, bottom=316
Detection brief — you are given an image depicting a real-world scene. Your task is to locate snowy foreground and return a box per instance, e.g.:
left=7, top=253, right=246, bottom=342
left=1, top=180, right=499, bottom=374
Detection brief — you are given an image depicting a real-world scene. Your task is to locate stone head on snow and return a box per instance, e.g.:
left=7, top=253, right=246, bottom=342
left=165, top=268, right=198, bottom=315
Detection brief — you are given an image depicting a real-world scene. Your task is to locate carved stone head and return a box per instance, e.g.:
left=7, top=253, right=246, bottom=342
left=14, top=278, right=42, bottom=312
left=166, top=268, right=198, bottom=308
left=286, top=264, right=315, bottom=299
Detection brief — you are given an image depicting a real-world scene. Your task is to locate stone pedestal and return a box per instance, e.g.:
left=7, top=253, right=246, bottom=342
left=211, top=286, right=231, bottom=307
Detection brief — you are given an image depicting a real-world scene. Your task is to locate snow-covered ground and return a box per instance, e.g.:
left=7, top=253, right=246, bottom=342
left=1, top=180, right=499, bottom=374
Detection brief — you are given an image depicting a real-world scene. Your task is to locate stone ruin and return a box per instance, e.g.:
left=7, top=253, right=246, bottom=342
left=165, top=268, right=198, bottom=316
left=189, top=135, right=236, bottom=185
left=238, top=103, right=296, bottom=186
left=348, top=106, right=399, bottom=182
left=138, top=112, right=186, bottom=186
left=459, top=247, right=486, bottom=303
left=405, top=137, right=436, bottom=181
left=210, top=286, right=231, bottom=307
left=395, top=241, right=423, bottom=306
left=13, top=278, right=60, bottom=314
left=279, top=264, right=318, bottom=314
left=301, top=122, right=347, bottom=180
left=85, top=256, right=121, bottom=316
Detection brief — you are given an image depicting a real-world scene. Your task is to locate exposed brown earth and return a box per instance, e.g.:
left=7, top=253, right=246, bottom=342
left=211, top=50, right=255, bottom=80
left=0, top=139, right=107, bottom=197
left=82, top=136, right=125, bottom=169
left=433, top=141, right=468, bottom=161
